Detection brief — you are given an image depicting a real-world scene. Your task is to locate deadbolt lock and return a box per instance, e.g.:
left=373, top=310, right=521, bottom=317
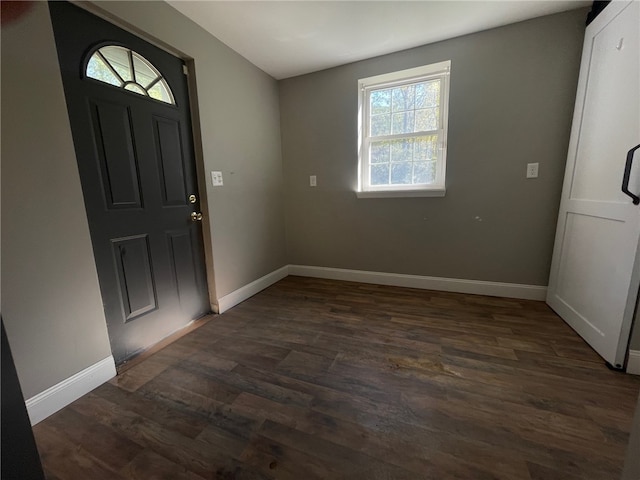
left=188, top=194, right=197, bottom=204
left=190, top=212, right=203, bottom=222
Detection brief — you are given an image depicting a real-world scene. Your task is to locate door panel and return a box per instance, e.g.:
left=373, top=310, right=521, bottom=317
left=90, top=100, right=143, bottom=209
left=153, top=116, right=188, bottom=206
left=167, top=230, right=200, bottom=310
left=547, top=1, right=640, bottom=368
left=112, top=235, right=157, bottom=321
left=555, top=212, right=632, bottom=356
left=49, top=1, right=210, bottom=364
left=569, top=3, right=640, bottom=202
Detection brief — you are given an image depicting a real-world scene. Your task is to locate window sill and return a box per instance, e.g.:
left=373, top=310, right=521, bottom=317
left=356, top=188, right=446, bottom=199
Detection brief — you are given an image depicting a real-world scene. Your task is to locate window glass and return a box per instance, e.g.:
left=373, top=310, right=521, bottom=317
left=86, top=45, right=176, bottom=105
left=147, top=81, right=174, bottom=104
left=132, top=54, right=158, bottom=88
left=124, top=83, right=146, bottom=95
left=86, top=54, right=121, bottom=87
left=358, top=61, right=450, bottom=197
left=100, top=46, right=132, bottom=82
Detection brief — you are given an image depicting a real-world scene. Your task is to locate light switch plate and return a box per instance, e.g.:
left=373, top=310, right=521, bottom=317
left=211, top=171, right=223, bottom=186
left=526, top=163, right=539, bottom=179
left=310, top=175, right=317, bottom=187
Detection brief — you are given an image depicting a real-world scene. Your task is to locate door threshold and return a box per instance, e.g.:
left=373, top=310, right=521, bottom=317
left=116, top=313, right=215, bottom=374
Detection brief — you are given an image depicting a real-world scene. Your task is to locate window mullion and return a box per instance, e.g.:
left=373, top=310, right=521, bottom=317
left=96, top=51, right=125, bottom=86
left=369, top=130, right=441, bottom=142
left=145, top=75, right=162, bottom=91
left=128, top=50, right=136, bottom=84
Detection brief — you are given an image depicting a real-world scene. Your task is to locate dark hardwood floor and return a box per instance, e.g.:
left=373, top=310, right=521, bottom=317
left=33, top=276, right=640, bottom=480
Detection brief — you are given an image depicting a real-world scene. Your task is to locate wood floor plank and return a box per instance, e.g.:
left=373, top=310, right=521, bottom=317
left=526, top=461, right=584, bottom=480
left=33, top=276, right=640, bottom=480
left=96, top=381, right=209, bottom=439
left=150, top=365, right=243, bottom=405
left=109, top=355, right=172, bottom=392
left=34, top=423, right=128, bottom=480
left=121, top=449, right=207, bottom=480
left=441, top=337, right=519, bottom=360
left=495, top=336, right=559, bottom=355
left=186, top=361, right=315, bottom=408
left=35, top=406, right=144, bottom=470
left=240, top=434, right=328, bottom=480
left=256, top=419, right=414, bottom=478
left=69, top=392, right=265, bottom=480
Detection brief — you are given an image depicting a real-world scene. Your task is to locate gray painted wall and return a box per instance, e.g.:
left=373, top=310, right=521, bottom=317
left=1, top=1, right=286, bottom=398
left=1, top=2, right=113, bottom=398
left=279, top=9, right=587, bottom=286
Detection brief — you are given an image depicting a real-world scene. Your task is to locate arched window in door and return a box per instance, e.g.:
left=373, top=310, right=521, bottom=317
left=85, top=45, right=175, bottom=105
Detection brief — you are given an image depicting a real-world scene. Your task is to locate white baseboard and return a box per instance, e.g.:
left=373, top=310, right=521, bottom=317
left=215, top=264, right=547, bottom=314
left=216, top=265, right=289, bottom=313
left=26, top=356, right=116, bottom=425
left=628, top=350, right=640, bottom=375
left=288, top=265, right=547, bottom=301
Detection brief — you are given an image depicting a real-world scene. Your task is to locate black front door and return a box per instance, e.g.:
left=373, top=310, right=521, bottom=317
left=49, top=2, right=210, bottom=364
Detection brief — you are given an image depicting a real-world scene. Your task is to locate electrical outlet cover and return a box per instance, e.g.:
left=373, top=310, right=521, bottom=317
left=211, top=171, right=223, bottom=186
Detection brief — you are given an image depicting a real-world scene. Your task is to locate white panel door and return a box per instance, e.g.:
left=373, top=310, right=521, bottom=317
left=547, top=1, right=640, bottom=369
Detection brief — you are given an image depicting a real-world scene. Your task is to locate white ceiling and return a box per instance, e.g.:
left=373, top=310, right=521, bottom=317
left=167, top=1, right=589, bottom=80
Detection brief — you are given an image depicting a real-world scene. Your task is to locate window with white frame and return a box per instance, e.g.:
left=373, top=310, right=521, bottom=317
left=357, top=61, right=451, bottom=198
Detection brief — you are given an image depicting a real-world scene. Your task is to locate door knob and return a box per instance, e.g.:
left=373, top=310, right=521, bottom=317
left=190, top=212, right=203, bottom=222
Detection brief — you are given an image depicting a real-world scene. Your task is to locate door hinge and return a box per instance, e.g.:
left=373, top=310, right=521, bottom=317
left=182, top=65, right=189, bottom=76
